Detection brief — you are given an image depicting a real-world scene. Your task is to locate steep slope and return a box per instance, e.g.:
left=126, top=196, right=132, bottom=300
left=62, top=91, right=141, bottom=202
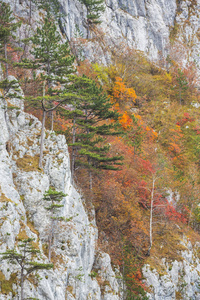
left=143, top=238, right=200, bottom=299
left=64, top=0, right=177, bottom=60
left=0, top=77, right=122, bottom=299
left=6, top=0, right=200, bottom=66
left=7, top=0, right=177, bottom=61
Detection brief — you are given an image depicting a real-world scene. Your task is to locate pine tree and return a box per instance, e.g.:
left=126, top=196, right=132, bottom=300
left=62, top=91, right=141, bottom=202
left=78, top=0, right=105, bottom=38
left=22, top=13, right=75, bottom=168
left=59, top=75, right=123, bottom=188
left=43, top=188, right=66, bottom=261
left=0, top=2, right=23, bottom=136
left=32, top=0, right=61, bottom=19
left=175, top=68, right=188, bottom=105
left=0, top=1, right=21, bottom=78
left=0, top=238, right=53, bottom=300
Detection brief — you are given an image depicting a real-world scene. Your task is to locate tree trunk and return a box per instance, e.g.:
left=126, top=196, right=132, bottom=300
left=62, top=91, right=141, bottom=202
left=20, top=267, right=24, bottom=300
left=122, top=242, right=125, bottom=300
left=71, top=116, right=76, bottom=183
left=86, top=8, right=90, bottom=39
left=29, top=0, right=32, bottom=24
left=51, top=111, right=54, bottom=131
left=4, top=43, right=8, bottom=79
left=39, top=81, right=46, bottom=169
left=39, top=110, right=46, bottom=169
left=89, top=168, right=92, bottom=190
left=48, top=219, right=54, bottom=262
left=149, top=176, right=155, bottom=255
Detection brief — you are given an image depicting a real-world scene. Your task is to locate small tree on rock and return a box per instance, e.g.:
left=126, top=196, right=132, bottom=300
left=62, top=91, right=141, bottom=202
left=43, top=187, right=66, bottom=261
left=0, top=238, right=53, bottom=300
left=78, top=0, right=105, bottom=38
left=22, top=13, right=75, bottom=168
left=0, top=1, right=21, bottom=78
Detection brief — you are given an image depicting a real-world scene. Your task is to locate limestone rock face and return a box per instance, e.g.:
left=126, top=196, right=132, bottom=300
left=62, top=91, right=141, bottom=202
left=0, top=80, right=122, bottom=299
left=54, top=0, right=177, bottom=61
left=143, top=239, right=200, bottom=300
left=5, top=0, right=200, bottom=65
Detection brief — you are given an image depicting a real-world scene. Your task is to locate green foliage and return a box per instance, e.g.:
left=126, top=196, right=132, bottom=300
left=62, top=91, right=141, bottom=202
left=0, top=1, right=21, bottom=78
left=43, top=187, right=65, bottom=214
left=78, top=0, right=105, bottom=38
left=24, top=14, right=75, bottom=92
left=43, top=187, right=66, bottom=261
left=78, top=0, right=105, bottom=24
left=0, top=78, right=22, bottom=101
left=0, top=238, right=53, bottom=299
left=174, top=69, right=189, bottom=105
left=60, top=74, right=123, bottom=175
left=89, top=270, right=98, bottom=278
left=32, top=0, right=61, bottom=19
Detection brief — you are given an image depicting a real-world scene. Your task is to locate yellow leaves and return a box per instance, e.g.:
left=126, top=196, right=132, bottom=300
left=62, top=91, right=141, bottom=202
left=165, top=72, right=172, bottom=83
left=92, top=63, right=109, bottom=84
left=111, top=77, right=137, bottom=108
left=134, top=114, right=141, bottom=120
left=152, top=130, right=158, bottom=139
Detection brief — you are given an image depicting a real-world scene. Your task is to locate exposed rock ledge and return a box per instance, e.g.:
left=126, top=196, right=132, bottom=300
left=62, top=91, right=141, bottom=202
left=143, top=238, right=200, bottom=300
left=0, top=78, right=122, bottom=299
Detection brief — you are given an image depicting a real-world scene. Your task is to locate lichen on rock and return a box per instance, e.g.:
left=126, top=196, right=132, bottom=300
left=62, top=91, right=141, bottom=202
left=0, top=81, right=123, bottom=299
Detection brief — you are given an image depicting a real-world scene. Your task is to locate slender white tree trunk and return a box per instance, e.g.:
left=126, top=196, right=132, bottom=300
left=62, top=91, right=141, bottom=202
left=20, top=267, right=24, bottom=300
left=39, top=110, right=46, bottom=169
left=39, top=81, right=46, bottom=169
left=149, top=176, right=155, bottom=255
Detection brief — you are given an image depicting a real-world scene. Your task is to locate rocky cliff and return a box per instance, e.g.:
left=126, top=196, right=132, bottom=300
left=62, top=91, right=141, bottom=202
left=7, top=0, right=200, bottom=66
left=0, top=77, right=122, bottom=299
left=143, top=238, right=200, bottom=300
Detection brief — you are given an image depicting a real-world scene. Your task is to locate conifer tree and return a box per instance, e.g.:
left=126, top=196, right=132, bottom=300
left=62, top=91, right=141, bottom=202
left=0, top=2, right=23, bottom=135
left=0, top=1, right=21, bottom=78
left=43, top=188, right=66, bottom=261
left=32, top=0, right=61, bottom=19
left=79, top=0, right=105, bottom=38
left=175, top=68, right=188, bottom=105
left=0, top=238, right=53, bottom=300
left=59, top=75, right=123, bottom=188
left=22, top=13, right=75, bottom=168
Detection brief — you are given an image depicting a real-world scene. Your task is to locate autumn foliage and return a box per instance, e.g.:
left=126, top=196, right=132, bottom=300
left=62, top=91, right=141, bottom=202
left=5, top=20, right=200, bottom=297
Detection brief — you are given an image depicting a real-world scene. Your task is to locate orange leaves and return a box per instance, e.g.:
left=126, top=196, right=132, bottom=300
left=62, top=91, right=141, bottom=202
left=110, top=77, right=137, bottom=109
left=167, top=126, right=185, bottom=163
left=119, top=111, right=133, bottom=129
left=133, top=113, right=158, bottom=141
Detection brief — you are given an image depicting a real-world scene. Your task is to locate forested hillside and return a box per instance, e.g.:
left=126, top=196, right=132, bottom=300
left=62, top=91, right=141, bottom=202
left=1, top=0, right=200, bottom=299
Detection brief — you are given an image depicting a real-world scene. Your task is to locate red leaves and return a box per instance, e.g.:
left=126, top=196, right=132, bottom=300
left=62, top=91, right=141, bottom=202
left=165, top=202, right=187, bottom=223
left=176, top=112, right=194, bottom=127
left=193, top=125, right=200, bottom=135
left=138, top=158, right=154, bottom=175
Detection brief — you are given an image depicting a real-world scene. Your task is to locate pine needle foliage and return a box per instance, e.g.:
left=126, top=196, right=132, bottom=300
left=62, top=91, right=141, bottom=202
left=78, top=0, right=105, bottom=38
left=0, top=238, right=53, bottom=300
left=57, top=74, right=123, bottom=188
left=0, top=1, right=21, bottom=78
left=43, top=188, right=66, bottom=261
